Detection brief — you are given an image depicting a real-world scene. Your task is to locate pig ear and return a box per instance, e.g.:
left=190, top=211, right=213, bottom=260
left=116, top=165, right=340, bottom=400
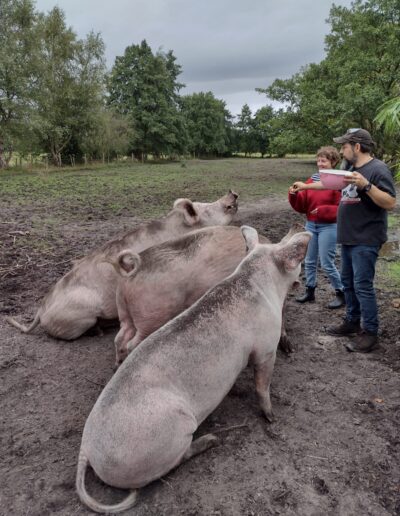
left=273, top=232, right=311, bottom=271
left=116, top=250, right=141, bottom=278
left=279, top=223, right=304, bottom=244
left=228, top=189, right=239, bottom=200
left=173, top=198, right=200, bottom=226
left=241, top=225, right=259, bottom=252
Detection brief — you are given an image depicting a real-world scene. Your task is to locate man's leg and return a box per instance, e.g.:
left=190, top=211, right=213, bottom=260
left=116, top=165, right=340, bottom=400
left=326, top=245, right=361, bottom=335
left=351, top=245, right=380, bottom=334
left=345, top=245, right=380, bottom=353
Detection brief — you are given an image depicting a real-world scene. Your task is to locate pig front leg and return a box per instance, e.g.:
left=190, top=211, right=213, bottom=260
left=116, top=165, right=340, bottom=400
left=278, top=298, right=295, bottom=354
left=114, top=322, right=136, bottom=366
left=253, top=351, right=276, bottom=423
left=115, top=287, right=137, bottom=366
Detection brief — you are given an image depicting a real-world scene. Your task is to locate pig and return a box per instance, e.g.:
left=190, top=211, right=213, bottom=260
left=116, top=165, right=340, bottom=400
left=75, top=225, right=311, bottom=514
left=6, top=191, right=238, bottom=340
left=112, top=225, right=295, bottom=366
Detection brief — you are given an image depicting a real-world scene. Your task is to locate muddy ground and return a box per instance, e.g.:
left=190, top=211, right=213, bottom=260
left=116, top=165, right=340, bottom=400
left=1, top=194, right=400, bottom=516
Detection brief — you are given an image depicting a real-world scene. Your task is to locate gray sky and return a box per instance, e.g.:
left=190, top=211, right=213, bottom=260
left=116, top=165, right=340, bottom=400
left=34, top=0, right=353, bottom=117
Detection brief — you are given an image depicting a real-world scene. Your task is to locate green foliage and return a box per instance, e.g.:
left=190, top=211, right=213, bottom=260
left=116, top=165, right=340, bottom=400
left=0, top=1, right=106, bottom=167
left=236, top=104, right=257, bottom=156
left=234, top=104, right=276, bottom=157
left=79, top=109, right=133, bottom=160
left=180, top=92, right=231, bottom=157
left=107, top=40, right=186, bottom=159
left=0, top=0, right=39, bottom=165
left=32, top=8, right=106, bottom=165
left=375, top=96, right=400, bottom=134
left=258, top=0, right=400, bottom=159
left=375, top=95, right=400, bottom=176
left=253, top=106, right=275, bottom=157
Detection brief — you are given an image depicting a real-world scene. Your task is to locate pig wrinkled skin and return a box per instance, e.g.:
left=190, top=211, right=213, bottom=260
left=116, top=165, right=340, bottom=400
left=113, top=225, right=296, bottom=366
left=76, top=225, right=311, bottom=514
left=6, top=191, right=238, bottom=340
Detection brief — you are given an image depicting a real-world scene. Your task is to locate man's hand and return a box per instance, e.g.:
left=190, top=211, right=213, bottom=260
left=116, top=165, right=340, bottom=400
left=343, top=171, right=369, bottom=189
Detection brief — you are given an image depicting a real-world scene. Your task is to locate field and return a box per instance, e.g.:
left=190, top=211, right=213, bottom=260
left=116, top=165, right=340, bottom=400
left=1, top=158, right=399, bottom=515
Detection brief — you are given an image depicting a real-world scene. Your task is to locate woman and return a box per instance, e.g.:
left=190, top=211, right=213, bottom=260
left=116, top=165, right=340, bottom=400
left=288, top=146, right=345, bottom=308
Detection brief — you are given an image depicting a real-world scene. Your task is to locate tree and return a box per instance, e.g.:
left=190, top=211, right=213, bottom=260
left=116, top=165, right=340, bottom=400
left=258, top=0, right=400, bottom=159
left=0, top=0, right=39, bottom=167
left=180, top=92, right=231, bottom=157
left=31, top=7, right=106, bottom=165
left=236, top=104, right=258, bottom=156
left=253, top=105, right=275, bottom=157
left=108, top=40, right=186, bottom=160
left=80, top=109, right=134, bottom=162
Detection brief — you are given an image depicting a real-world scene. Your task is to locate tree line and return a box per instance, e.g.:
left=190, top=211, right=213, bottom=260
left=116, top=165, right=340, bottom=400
left=0, top=0, right=399, bottom=168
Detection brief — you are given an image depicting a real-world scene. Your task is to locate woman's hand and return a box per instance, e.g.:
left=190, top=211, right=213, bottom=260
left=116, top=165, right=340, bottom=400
left=289, top=181, right=307, bottom=194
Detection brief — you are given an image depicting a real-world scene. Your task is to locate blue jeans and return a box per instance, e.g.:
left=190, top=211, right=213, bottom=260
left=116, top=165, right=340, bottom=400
left=304, top=221, right=343, bottom=291
left=341, top=244, right=380, bottom=334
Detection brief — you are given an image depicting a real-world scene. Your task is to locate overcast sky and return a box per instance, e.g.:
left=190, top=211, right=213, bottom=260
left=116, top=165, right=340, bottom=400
left=34, top=0, right=354, bottom=117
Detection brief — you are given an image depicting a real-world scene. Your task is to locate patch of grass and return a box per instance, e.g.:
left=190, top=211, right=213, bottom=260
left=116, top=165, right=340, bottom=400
left=378, top=260, right=400, bottom=291
left=0, top=158, right=314, bottom=223
left=388, top=213, right=400, bottom=229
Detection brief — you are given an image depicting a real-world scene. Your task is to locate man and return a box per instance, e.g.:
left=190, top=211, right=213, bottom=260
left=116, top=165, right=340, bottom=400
left=290, top=128, right=396, bottom=353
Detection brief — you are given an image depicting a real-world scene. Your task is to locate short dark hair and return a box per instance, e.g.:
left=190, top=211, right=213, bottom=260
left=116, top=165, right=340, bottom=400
left=351, top=142, right=374, bottom=154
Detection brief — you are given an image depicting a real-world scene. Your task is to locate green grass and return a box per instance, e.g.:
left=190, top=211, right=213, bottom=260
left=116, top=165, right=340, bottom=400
left=0, top=158, right=314, bottom=222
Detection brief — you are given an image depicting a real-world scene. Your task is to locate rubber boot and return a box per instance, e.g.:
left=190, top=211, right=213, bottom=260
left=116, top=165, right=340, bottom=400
left=327, top=290, right=345, bottom=309
left=296, top=286, right=315, bottom=303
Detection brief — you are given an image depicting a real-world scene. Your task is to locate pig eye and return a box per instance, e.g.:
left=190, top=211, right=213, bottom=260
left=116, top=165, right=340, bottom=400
left=226, top=205, right=233, bottom=210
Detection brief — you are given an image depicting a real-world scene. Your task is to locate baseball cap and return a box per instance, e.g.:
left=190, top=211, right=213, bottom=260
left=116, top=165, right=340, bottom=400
left=333, top=128, right=376, bottom=146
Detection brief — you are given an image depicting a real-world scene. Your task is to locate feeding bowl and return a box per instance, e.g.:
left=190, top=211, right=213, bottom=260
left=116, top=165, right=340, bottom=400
left=319, top=169, right=352, bottom=190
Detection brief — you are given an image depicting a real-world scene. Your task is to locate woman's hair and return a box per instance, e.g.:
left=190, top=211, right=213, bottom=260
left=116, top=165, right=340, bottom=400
left=316, top=146, right=340, bottom=167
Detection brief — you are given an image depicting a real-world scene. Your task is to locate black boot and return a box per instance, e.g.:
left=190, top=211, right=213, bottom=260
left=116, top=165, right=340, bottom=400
left=296, top=286, right=315, bottom=303
left=328, top=290, right=345, bottom=309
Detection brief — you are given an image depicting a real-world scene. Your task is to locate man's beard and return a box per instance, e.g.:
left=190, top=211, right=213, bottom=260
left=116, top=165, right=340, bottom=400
left=340, top=157, right=355, bottom=170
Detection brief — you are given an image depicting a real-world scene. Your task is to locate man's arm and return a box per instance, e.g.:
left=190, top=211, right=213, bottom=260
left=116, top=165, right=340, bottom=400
left=344, top=172, right=396, bottom=210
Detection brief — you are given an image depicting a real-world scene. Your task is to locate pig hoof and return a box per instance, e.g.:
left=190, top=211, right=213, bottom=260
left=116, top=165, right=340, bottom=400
left=183, top=434, right=219, bottom=461
left=278, top=336, right=295, bottom=354
left=264, top=411, right=275, bottom=424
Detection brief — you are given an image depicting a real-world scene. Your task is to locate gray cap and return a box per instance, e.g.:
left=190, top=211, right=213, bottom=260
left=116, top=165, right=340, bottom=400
left=333, top=128, right=376, bottom=146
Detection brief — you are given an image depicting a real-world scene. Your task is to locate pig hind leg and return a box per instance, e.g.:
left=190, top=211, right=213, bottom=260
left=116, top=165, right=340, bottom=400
left=41, top=289, right=101, bottom=340
left=182, top=434, right=218, bottom=462
left=253, top=351, right=276, bottom=423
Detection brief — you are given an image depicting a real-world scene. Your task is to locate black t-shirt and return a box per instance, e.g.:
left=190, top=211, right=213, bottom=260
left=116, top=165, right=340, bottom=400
left=337, top=158, right=397, bottom=245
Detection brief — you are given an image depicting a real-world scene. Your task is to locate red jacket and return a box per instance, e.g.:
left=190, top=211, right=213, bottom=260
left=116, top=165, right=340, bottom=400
left=288, top=178, right=341, bottom=223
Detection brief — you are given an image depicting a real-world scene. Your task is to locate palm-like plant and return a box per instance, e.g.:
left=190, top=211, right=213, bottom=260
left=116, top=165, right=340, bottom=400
left=375, top=96, right=400, bottom=180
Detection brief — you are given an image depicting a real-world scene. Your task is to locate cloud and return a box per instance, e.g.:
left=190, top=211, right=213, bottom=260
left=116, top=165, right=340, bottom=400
left=35, top=0, right=354, bottom=115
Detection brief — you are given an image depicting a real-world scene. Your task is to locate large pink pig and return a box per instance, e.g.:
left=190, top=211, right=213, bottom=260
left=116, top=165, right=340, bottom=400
left=6, top=191, right=238, bottom=340
left=76, top=225, right=311, bottom=514
left=112, top=225, right=297, bottom=365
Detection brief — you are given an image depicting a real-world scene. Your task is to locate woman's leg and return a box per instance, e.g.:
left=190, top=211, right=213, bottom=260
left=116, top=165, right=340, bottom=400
left=304, top=221, right=319, bottom=288
left=318, top=223, right=343, bottom=291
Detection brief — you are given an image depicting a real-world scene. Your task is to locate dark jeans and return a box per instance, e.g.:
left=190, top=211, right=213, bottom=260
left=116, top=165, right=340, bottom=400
left=341, top=244, right=381, bottom=334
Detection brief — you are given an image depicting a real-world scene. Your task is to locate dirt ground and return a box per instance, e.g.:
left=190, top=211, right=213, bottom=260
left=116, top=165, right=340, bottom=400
left=1, top=195, right=400, bottom=516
